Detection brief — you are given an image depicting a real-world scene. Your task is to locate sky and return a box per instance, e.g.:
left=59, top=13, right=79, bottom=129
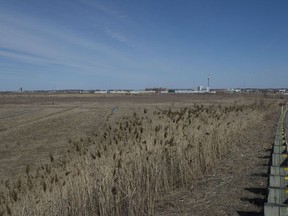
left=0, top=0, right=288, bottom=91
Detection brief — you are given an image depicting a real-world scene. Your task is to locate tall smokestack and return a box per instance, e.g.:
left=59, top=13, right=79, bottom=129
left=207, top=75, right=210, bottom=93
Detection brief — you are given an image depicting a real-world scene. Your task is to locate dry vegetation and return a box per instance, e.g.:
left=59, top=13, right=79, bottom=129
left=0, top=96, right=279, bottom=215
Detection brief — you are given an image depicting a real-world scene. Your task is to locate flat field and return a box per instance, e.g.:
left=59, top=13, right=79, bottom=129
left=0, top=93, right=285, bottom=215
left=0, top=93, right=259, bottom=179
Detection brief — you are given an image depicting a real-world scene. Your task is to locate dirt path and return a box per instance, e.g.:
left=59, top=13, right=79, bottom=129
left=0, top=105, right=111, bottom=179
left=0, top=106, right=79, bottom=131
left=155, top=112, right=276, bottom=216
left=0, top=108, right=44, bottom=120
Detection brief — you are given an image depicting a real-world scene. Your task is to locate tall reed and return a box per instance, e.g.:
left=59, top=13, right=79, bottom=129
left=0, top=102, right=275, bottom=215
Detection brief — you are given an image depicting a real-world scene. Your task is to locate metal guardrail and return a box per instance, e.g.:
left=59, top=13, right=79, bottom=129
left=265, top=106, right=288, bottom=215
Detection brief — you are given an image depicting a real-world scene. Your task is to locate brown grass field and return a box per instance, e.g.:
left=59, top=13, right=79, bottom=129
left=0, top=93, right=286, bottom=216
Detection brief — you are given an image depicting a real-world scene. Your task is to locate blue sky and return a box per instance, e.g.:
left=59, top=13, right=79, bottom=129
left=0, top=0, right=287, bottom=90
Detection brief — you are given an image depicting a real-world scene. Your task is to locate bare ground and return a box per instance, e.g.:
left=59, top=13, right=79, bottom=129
left=0, top=105, right=106, bottom=178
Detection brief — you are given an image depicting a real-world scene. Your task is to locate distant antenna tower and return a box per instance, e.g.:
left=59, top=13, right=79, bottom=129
left=207, top=74, right=211, bottom=92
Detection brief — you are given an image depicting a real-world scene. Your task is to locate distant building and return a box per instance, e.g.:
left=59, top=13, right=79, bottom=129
left=175, top=89, right=198, bottom=94
left=94, top=90, right=108, bottom=94
left=109, top=90, right=129, bottom=94
left=196, top=86, right=210, bottom=93
left=140, top=90, right=156, bottom=94
left=145, top=88, right=167, bottom=93
left=197, top=86, right=203, bottom=91
left=129, top=90, right=140, bottom=94
left=225, top=89, right=241, bottom=93
left=129, top=90, right=155, bottom=94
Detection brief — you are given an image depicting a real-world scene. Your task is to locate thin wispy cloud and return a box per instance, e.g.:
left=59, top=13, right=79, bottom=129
left=0, top=50, right=54, bottom=65
left=0, top=8, right=142, bottom=78
left=104, top=27, right=137, bottom=47
left=77, top=0, right=129, bottom=21
left=72, top=1, right=138, bottom=47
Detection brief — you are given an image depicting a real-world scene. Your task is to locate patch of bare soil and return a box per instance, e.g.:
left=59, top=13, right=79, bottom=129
left=0, top=105, right=111, bottom=179
left=155, top=111, right=277, bottom=216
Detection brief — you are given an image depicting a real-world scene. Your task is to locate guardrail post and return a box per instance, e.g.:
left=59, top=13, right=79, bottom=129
left=265, top=107, right=288, bottom=216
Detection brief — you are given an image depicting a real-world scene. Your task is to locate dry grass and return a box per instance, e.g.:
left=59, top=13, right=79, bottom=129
left=0, top=100, right=278, bottom=216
